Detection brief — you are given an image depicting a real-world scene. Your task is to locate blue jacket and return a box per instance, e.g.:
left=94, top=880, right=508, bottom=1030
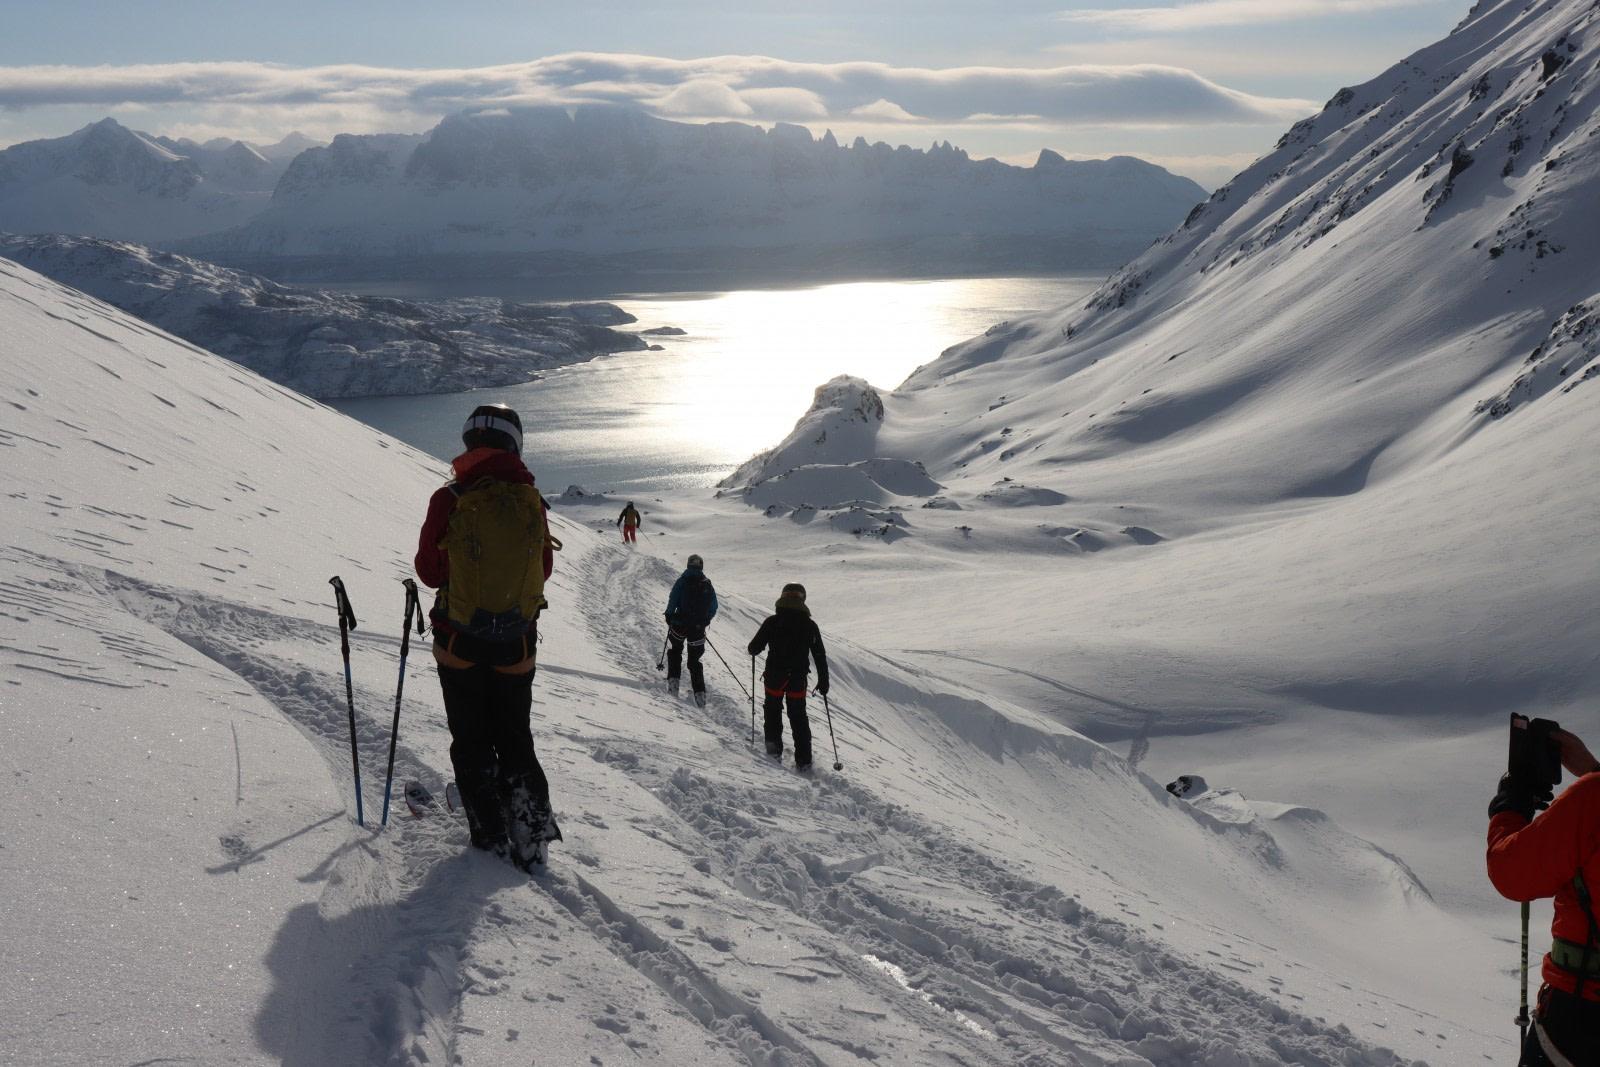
left=666, top=566, right=718, bottom=626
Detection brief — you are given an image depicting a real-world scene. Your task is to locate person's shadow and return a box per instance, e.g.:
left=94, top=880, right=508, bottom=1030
left=253, top=839, right=526, bottom=1065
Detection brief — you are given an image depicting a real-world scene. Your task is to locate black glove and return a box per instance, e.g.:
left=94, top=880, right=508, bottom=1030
left=1488, top=773, right=1553, bottom=820
left=816, top=679, right=829, bottom=696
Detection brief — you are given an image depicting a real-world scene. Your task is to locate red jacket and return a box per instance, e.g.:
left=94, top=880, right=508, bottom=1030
left=1487, top=771, right=1600, bottom=1001
left=414, top=449, right=554, bottom=628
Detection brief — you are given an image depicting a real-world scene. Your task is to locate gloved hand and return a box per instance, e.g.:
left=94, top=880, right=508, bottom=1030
left=1488, top=773, right=1553, bottom=820
left=815, top=679, right=829, bottom=697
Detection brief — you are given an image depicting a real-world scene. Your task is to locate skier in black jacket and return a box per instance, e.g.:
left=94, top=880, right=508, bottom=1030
left=747, top=582, right=829, bottom=769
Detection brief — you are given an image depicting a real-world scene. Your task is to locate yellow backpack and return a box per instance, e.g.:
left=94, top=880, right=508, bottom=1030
left=440, top=478, right=549, bottom=638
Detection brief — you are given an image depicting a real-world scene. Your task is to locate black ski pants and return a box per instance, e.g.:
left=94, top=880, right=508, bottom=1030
left=437, top=662, right=550, bottom=848
left=1520, top=986, right=1600, bottom=1066
left=667, top=624, right=706, bottom=692
left=763, top=676, right=812, bottom=766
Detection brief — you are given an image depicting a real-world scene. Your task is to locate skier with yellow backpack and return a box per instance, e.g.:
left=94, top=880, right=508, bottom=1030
left=414, top=403, right=562, bottom=869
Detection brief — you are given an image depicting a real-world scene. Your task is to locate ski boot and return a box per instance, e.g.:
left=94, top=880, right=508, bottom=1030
left=667, top=677, right=680, bottom=698
left=693, top=690, right=707, bottom=708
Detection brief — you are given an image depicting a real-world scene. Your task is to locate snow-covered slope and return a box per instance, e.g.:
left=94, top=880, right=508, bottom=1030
left=0, top=233, right=645, bottom=398
left=0, top=119, right=294, bottom=244
left=725, top=0, right=1600, bottom=718
left=0, top=260, right=1494, bottom=1062
left=182, top=106, right=1205, bottom=279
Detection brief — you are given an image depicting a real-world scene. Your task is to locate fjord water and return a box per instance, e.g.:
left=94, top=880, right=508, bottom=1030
left=331, top=274, right=1102, bottom=492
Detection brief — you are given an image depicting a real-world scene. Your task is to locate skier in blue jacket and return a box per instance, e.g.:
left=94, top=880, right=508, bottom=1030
left=665, top=554, right=718, bottom=706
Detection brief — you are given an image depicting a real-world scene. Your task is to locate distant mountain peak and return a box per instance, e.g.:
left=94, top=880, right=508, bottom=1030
left=185, top=102, right=1204, bottom=277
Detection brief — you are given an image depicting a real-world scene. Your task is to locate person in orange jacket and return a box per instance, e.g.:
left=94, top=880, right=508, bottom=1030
left=617, top=501, right=641, bottom=544
left=1487, top=727, right=1600, bottom=1065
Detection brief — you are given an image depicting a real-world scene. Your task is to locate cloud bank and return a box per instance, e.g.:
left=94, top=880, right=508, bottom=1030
left=0, top=53, right=1314, bottom=131
left=1059, top=0, right=1439, bottom=32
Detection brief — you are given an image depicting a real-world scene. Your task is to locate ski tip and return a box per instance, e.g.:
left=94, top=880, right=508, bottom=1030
left=403, top=781, right=436, bottom=817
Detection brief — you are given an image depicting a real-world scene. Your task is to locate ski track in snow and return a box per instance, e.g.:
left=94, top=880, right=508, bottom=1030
left=570, top=546, right=1408, bottom=1067
left=17, top=533, right=1416, bottom=1066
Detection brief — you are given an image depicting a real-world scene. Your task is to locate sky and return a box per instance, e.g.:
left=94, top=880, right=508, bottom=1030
left=0, top=0, right=1468, bottom=186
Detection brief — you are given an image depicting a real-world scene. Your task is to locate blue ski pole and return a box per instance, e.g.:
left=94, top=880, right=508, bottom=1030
left=328, top=576, right=364, bottom=827
left=380, top=579, right=425, bottom=826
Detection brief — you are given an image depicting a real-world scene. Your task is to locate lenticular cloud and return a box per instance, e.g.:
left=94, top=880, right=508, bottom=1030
left=0, top=54, right=1313, bottom=129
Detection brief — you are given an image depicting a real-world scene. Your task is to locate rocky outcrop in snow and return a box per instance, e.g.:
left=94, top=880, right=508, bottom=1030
left=0, top=233, right=643, bottom=398
left=181, top=105, right=1205, bottom=279
left=1476, top=297, right=1600, bottom=417
left=721, top=376, right=943, bottom=538
left=721, top=375, right=888, bottom=489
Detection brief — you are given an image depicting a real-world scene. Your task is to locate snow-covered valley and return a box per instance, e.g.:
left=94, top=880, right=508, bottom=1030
left=0, top=233, right=1492, bottom=1063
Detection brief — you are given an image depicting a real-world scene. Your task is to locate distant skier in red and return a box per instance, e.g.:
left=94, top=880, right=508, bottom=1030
left=617, top=501, right=641, bottom=544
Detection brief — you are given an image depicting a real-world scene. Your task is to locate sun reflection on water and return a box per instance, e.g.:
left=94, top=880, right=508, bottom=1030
left=333, top=274, right=1102, bottom=493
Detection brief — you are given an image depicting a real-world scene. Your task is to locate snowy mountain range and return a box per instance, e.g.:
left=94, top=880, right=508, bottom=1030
left=172, top=106, right=1207, bottom=279
left=0, top=119, right=321, bottom=244
left=0, top=233, right=644, bottom=398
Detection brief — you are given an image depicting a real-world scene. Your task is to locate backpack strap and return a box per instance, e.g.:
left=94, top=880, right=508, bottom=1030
left=1551, top=870, right=1600, bottom=1000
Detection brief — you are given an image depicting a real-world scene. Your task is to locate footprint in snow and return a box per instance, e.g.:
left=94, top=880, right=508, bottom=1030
left=695, top=928, right=734, bottom=952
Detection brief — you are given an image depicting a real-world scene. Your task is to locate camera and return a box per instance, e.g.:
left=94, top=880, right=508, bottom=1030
left=1508, top=713, right=1563, bottom=790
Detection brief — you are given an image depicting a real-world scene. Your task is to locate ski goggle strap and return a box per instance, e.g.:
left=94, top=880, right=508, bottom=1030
left=462, top=410, right=523, bottom=454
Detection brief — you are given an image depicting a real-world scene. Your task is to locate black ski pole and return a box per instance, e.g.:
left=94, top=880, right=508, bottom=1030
left=704, top=637, right=751, bottom=703
left=1516, top=900, right=1530, bottom=1046
left=822, top=692, right=843, bottom=771
left=328, top=576, right=364, bottom=827
left=750, top=656, right=756, bottom=744
left=380, top=579, right=425, bottom=827
left=656, top=631, right=670, bottom=671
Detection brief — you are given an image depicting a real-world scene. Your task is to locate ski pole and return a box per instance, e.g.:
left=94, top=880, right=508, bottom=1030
left=822, top=692, right=843, bottom=771
left=656, top=631, right=670, bottom=671
left=380, top=579, right=425, bottom=827
left=328, top=576, right=364, bottom=827
left=704, top=637, right=752, bottom=703
left=750, top=656, right=757, bottom=744
left=1516, top=900, right=1530, bottom=1045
